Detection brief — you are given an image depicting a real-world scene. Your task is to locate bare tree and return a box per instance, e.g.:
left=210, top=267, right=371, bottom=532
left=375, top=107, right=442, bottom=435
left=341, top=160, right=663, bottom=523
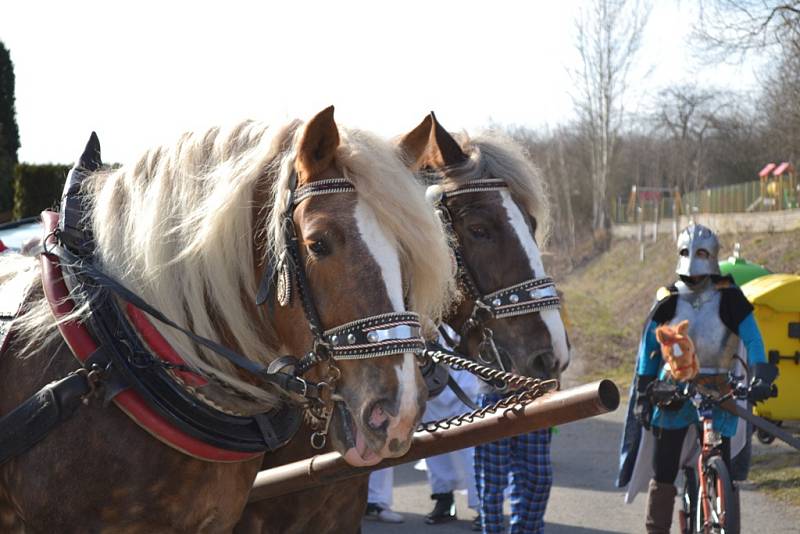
left=691, top=2, right=800, bottom=171
left=653, top=85, right=732, bottom=192
left=759, top=49, right=800, bottom=161
left=693, top=0, right=800, bottom=60
left=572, top=0, right=650, bottom=249
left=505, top=125, right=589, bottom=258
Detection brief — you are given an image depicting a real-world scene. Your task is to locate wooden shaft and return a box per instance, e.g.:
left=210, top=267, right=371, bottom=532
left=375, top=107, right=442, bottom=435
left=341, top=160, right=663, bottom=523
left=248, top=379, right=619, bottom=502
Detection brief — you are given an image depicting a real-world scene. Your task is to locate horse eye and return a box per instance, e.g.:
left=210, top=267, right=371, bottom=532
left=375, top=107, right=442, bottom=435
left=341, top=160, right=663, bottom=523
left=308, top=240, right=329, bottom=257
left=467, top=225, right=489, bottom=239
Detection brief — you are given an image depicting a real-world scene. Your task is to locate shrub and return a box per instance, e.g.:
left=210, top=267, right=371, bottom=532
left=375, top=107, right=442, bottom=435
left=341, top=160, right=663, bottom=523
left=12, top=163, right=69, bottom=220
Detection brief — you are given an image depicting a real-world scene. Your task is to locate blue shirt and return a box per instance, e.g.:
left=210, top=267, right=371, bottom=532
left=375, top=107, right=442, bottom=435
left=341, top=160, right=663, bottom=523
left=636, top=313, right=765, bottom=436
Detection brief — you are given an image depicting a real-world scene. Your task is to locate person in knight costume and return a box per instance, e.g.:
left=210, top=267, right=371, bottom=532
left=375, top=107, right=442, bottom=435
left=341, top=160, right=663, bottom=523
left=616, top=223, right=777, bottom=534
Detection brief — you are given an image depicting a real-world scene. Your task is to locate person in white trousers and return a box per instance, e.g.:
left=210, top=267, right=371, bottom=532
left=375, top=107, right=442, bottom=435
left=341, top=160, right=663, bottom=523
left=365, top=467, right=404, bottom=523
left=422, top=365, right=480, bottom=527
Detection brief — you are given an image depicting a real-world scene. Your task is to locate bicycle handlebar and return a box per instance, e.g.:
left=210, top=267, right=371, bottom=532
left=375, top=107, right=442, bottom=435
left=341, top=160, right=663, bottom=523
left=647, top=378, right=746, bottom=408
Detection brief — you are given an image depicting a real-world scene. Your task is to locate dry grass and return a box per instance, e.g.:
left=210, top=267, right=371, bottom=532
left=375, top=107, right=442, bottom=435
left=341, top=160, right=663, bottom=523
left=749, top=452, right=800, bottom=507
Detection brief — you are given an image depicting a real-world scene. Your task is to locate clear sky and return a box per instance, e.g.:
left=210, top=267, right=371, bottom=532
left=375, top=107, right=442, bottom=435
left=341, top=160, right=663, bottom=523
left=1, top=0, right=763, bottom=164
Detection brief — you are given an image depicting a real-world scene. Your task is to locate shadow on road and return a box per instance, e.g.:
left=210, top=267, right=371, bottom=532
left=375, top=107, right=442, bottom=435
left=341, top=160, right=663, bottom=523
left=546, top=523, right=627, bottom=533
left=551, top=415, right=625, bottom=493
left=363, top=511, right=476, bottom=534
left=390, top=459, right=429, bottom=488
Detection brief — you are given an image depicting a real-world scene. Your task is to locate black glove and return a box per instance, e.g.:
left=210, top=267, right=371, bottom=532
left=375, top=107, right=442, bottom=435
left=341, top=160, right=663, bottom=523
left=748, top=362, right=779, bottom=404
left=634, top=375, right=655, bottom=430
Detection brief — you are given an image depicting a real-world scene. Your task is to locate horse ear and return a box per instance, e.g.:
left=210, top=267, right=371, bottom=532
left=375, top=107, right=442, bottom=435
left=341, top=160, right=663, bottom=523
left=677, top=320, right=689, bottom=336
left=296, top=106, right=340, bottom=181
left=397, top=114, right=433, bottom=170
left=428, top=112, right=468, bottom=168
left=78, top=131, right=102, bottom=171
left=655, top=326, right=667, bottom=344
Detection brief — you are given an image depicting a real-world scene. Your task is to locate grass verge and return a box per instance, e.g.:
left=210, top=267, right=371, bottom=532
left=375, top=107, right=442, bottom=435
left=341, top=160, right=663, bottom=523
left=749, top=451, right=800, bottom=507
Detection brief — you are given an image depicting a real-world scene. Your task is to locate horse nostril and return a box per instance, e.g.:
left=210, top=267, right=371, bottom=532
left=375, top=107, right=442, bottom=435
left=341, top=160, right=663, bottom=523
left=533, top=351, right=558, bottom=372
left=364, top=399, right=390, bottom=433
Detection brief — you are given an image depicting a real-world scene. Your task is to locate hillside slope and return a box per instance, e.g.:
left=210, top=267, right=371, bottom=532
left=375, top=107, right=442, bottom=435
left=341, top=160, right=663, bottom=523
left=557, top=228, right=800, bottom=384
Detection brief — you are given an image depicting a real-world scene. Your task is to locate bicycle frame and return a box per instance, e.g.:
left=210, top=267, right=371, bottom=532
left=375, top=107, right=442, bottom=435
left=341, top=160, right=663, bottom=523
left=651, top=379, right=741, bottom=534
left=695, top=395, right=733, bottom=533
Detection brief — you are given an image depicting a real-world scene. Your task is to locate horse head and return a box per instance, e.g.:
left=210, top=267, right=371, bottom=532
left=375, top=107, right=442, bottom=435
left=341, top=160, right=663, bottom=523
left=398, top=112, right=571, bottom=382
left=655, top=320, right=699, bottom=382
left=267, top=107, right=455, bottom=465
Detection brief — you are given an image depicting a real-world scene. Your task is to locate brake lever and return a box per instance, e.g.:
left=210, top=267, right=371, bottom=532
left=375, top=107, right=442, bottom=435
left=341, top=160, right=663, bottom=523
left=733, top=382, right=750, bottom=400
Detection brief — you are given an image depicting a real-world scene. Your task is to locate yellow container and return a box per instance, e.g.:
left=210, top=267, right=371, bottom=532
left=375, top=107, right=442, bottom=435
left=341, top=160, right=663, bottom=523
left=741, top=274, right=800, bottom=421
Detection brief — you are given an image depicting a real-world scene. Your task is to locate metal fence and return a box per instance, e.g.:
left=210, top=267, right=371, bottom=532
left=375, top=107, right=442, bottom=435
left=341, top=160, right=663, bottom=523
left=612, top=174, right=800, bottom=224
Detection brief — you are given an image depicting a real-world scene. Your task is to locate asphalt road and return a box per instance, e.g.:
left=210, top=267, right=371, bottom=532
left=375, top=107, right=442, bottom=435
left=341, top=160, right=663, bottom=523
left=362, top=395, right=800, bottom=533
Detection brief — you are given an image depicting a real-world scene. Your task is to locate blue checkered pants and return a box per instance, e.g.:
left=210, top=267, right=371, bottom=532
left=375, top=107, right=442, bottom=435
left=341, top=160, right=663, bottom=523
left=474, top=393, right=552, bottom=534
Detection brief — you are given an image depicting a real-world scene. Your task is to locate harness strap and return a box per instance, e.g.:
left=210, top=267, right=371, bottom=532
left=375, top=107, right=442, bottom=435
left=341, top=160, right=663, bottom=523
left=43, top=239, right=318, bottom=399
left=323, top=312, right=424, bottom=360
left=446, top=374, right=480, bottom=410
left=481, top=277, right=561, bottom=319
left=39, top=211, right=300, bottom=460
left=0, top=371, right=91, bottom=466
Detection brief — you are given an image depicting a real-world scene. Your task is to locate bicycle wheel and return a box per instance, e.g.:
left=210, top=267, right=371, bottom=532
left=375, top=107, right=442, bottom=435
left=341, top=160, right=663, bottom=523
left=696, top=456, right=740, bottom=534
left=679, top=467, right=698, bottom=534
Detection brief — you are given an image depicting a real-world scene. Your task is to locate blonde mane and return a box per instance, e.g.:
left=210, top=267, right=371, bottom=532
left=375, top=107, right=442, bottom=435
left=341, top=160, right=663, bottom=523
left=5, top=119, right=456, bottom=407
left=437, top=132, right=551, bottom=244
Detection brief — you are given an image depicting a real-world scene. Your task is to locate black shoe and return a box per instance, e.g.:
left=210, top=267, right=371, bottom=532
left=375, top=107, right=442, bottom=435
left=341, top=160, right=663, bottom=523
left=425, top=492, right=456, bottom=525
left=364, top=503, right=404, bottom=523
left=471, top=514, right=482, bottom=531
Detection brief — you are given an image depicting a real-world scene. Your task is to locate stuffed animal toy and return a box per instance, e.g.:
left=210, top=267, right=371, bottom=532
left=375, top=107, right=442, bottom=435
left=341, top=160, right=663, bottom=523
left=655, top=320, right=699, bottom=382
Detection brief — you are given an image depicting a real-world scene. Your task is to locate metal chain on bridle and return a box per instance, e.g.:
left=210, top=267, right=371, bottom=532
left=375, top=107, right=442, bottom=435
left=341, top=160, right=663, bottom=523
left=416, top=348, right=558, bottom=432
left=414, top=178, right=563, bottom=430
left=256, top=174, right=427, bottom=448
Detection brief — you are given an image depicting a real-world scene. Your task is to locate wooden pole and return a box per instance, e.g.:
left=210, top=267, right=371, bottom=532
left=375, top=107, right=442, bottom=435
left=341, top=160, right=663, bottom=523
left=248, top=380, right=620, bottom=502
left=652, top=203, right=659, bottom=242
left=637, top=207, right=644, bottom=242
left=673, top=191, right=681, bottom=241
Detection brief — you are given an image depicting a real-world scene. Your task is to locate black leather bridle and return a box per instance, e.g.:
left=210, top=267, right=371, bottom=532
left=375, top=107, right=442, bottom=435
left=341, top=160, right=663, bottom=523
left=428, top=178, right=561, bottom=375
left=251, top=173, right=426, bottom=446
left=256, top=175, right=425, bottom=370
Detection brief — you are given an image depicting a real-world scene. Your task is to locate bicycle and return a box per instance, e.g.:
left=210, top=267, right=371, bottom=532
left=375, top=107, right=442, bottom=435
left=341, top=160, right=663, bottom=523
left=648, top=376, right=759, bottom=534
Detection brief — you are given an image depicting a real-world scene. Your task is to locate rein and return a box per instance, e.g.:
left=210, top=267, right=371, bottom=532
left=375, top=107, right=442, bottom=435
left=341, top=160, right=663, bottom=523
left=428, top=178, right=561, bottom=376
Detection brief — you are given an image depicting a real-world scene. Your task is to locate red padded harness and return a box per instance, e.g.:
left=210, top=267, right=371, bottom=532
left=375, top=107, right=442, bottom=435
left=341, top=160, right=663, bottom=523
left=39, top=210, right=259, bottom=462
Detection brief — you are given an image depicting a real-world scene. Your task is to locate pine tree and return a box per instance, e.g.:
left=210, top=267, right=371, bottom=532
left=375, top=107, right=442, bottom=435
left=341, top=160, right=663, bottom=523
left=0, top=41, right=20, bottom=214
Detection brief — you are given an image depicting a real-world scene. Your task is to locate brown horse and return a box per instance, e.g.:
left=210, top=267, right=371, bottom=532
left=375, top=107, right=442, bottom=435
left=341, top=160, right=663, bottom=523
left=400, top=113, right=571, bottom=379
left=235, top=113, right=571, bottom=533
left=0, top=107, right=456, bottom=533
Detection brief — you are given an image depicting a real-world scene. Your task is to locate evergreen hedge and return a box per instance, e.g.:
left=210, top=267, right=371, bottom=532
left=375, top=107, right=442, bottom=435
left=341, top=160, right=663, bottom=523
left=12, top=163, right=69, bottom=219
left=0, top=41, right=21, bottom=214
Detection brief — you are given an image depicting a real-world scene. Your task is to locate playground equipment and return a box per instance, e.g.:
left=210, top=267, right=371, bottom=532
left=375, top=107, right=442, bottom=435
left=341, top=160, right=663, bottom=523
left=754, top=162, right=798, bottom=211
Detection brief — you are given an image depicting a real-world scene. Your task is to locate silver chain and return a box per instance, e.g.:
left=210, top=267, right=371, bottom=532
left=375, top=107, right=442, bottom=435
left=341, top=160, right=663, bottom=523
left=416, top=349, right=558, bottom=433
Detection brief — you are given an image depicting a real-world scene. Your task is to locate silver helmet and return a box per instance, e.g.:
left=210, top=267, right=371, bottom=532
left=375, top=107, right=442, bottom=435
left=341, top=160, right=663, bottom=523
left=676, top=224, right=720, bottom=277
